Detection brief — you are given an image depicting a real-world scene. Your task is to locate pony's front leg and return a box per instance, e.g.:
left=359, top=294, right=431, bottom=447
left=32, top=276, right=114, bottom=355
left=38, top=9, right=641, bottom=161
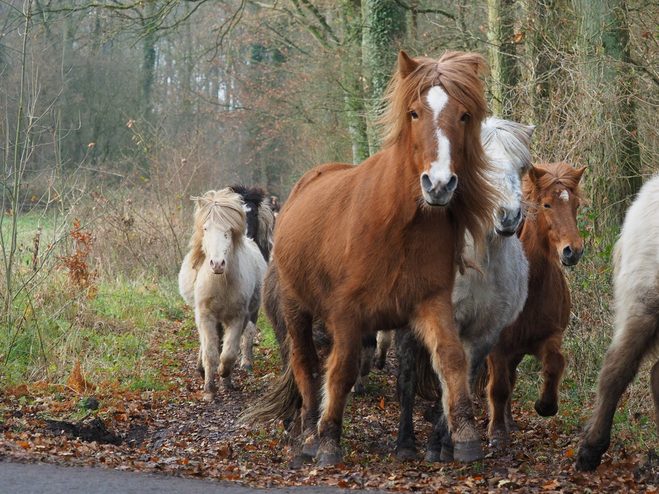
left=413, top=297, right=483, bottom=463
left=316, top=318, right=362, bottom=466
left=534, top=332, right=566, bottom=417
left=196, top=309, right=221, bottom=402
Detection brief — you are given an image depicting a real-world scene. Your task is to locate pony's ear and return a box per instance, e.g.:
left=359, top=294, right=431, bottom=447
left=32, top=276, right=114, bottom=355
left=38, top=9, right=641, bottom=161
left=525, top=124, right=537, bottom=141
left=574, top=166, right=587, bottom=183
left=527, top=165, right=548, bottom=185
left=190, top=195, right=204, bottom=212
left=398, top=51, right=419, bottom=79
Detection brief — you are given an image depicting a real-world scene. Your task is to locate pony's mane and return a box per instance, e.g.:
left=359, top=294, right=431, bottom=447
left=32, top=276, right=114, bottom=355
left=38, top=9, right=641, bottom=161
left=381, top=51, right=497, bottom=265
left=228, top=184, right=266, bottom=208
left=257, top=205, right=275, bottom=257
left=188, top=189, right=246, bottom=270
left=524, top=162, right=584, bottom=203
left=482, top=117, right=534, bottom=173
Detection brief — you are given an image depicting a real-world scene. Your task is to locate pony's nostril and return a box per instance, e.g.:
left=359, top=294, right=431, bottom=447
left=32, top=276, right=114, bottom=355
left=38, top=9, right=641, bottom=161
left=446, top=174, right=458, bottom=192
left=563, top=246, right=573, bottom=259
left=421, top=173, right=433, bottom=193
left=220, top=260, right=226, bottom=270
left=513, top=208, right=522, bottom=224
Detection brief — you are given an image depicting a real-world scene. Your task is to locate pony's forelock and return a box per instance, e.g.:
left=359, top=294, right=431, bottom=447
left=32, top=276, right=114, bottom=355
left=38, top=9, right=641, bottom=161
left=380, top=51, right=489, bottom=148
left=188, top=189, right=246, bottom=269
left=525, top=162, right=584, bottom=202
left=482, top=117, right=534, bottom=173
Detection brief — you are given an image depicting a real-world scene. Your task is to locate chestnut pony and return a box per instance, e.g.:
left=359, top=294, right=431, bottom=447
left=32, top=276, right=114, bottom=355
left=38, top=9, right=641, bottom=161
left=250, top=51, right=497, bottom=466
left=486, top=162, right=585, bottom=444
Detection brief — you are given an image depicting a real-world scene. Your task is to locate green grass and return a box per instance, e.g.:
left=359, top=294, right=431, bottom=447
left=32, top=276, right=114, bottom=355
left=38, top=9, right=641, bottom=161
left=1, top=269, right=184, bottom=389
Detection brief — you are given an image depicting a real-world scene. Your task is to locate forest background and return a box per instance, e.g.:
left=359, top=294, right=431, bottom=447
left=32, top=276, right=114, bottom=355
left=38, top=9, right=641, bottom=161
left=2, top=0, right=659, bottom=473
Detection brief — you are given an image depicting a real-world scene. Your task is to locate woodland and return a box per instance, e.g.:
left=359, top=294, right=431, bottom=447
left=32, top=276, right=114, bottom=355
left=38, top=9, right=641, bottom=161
left=3, top=0, right=659, bottom=492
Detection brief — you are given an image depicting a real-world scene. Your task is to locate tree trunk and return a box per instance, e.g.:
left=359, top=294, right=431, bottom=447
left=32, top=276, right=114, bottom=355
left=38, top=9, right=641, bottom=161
left=141, top=4, right=158, bottom=121
left=361, top=0, right=406, bottom=154
left=487, top=0, right=519, bottom=117
left=341, top=1, right=369, bottom=164
left=575, top=0, right=641, bottom=227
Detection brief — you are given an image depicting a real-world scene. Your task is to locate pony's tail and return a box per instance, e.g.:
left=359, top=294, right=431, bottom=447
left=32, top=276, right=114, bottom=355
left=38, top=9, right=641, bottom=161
left=240, top=337, right=301, bottom=425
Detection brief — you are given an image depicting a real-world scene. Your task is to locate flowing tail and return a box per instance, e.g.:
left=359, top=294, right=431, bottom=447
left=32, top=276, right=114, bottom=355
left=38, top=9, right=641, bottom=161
left=240, top=336, right=301, bottom=425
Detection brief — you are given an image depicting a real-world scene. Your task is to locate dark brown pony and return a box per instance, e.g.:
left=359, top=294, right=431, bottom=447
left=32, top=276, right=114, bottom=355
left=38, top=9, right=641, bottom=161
left=249, top=51, right=498, bottom=466
left=486, top=162, right=585, bottom=444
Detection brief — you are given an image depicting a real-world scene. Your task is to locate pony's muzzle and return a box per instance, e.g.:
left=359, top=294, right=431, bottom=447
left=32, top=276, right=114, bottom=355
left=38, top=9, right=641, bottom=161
left=495, top=207, right=522, bottom=237
left=559, top=244, right=584, bottom=266
left=210, top=259, right=226, bottom=274
left=421, top=172, right=458, bottom=206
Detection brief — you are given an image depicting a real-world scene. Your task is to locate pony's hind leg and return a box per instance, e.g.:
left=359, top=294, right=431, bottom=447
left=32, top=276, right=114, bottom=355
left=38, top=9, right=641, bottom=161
left=487, top=349, right=522, bottom=444
left=375, top=330, right=394, bottom=369
left=651, top=360, right=659, bottom=431
left=316, top=315, right=362, bottom=466
left=283, top=299, right=320, bottom=462
left=353, top=334, right=376, bottom=394
left=218, top=317, right=246, bottom=390
left=395, top=330, right=421, bottom=461
left=414, top=297, right=483, bottom=463
left=196, top=310, right=221, bottom=401
left=577, top=307, right=659, bottom=471
left=240, top=310, right=259, bottom=371
left=534, top=332, right=566, bottom=417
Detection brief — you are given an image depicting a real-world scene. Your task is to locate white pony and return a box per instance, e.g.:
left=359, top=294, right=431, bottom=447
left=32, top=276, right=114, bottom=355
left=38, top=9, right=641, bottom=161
left=577, top=174, right=659, bottom=471
left=395, top=116, right=535, bottom=461
left=179, top=189, right=267, bottom=401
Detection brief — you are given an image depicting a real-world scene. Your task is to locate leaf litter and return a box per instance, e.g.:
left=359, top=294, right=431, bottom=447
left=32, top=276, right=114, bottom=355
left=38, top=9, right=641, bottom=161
left=1, top=321, right=658, bottom=492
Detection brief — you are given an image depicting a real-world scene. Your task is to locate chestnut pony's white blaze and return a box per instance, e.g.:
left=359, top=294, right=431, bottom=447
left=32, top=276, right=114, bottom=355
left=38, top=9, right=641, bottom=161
left=426, top=86, right=453, bottom=193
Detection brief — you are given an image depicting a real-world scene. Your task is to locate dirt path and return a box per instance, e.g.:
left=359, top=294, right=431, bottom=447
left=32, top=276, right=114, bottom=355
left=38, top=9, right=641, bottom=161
left=1, top=322, right=657, bottom=492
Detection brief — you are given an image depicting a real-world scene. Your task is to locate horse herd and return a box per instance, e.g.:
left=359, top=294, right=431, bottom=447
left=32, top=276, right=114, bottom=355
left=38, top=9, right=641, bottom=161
left=178, top=50, right=659, bottom=474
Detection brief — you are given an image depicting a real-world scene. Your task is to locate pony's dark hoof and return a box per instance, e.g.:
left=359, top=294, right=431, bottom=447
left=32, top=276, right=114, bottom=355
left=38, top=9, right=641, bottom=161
left=534, top=399, right=558, bottom=417
left=317, top=452, right=342, bottom=467
left=489, top=434, right=510, bottom=448
left=352, top=382, right=365, bottom=395
left=424, top=448, right=444, bottom=463
left=439, top=442, right=454, bottom=462
left=241, top=363, right=253, bottom=372
left=288, top=453, right=314, bottom=469
left=575, top=446, right=603, bottom=472
left=396, top=447, right=420, bottom=462
left=453, top=440, right=484, bottom=463
left=301, top=437, right=318, bottom=458
left=506, top=421, right=520, bottom=432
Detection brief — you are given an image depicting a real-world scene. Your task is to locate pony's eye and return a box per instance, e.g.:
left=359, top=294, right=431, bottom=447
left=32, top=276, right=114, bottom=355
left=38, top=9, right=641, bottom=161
left=410, top=109, right=419, bottom=120
left=543, top=203, right=551, bottom=209
left=460, top=113, right=469, bottom=122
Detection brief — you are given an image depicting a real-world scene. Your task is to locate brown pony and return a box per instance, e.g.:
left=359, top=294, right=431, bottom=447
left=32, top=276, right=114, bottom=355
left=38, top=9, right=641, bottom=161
left=486, top=162, right=585, bottom=444
left=251, top=51, right=498, bottom=466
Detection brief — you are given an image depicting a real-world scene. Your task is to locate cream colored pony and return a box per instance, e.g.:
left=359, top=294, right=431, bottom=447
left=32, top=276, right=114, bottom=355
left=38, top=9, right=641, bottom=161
left=577, top=174, right=659, bottom=471
left=179, top=189, right=267, bottom=401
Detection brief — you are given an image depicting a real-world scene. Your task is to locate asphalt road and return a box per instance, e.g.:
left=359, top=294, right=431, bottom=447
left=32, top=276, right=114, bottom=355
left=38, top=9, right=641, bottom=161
left=0, top=460, right=355, bottom=494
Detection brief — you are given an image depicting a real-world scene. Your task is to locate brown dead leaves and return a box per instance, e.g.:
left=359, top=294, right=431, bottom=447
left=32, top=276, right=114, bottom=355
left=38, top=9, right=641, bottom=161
left=1, top=322, right=657, bottom=492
